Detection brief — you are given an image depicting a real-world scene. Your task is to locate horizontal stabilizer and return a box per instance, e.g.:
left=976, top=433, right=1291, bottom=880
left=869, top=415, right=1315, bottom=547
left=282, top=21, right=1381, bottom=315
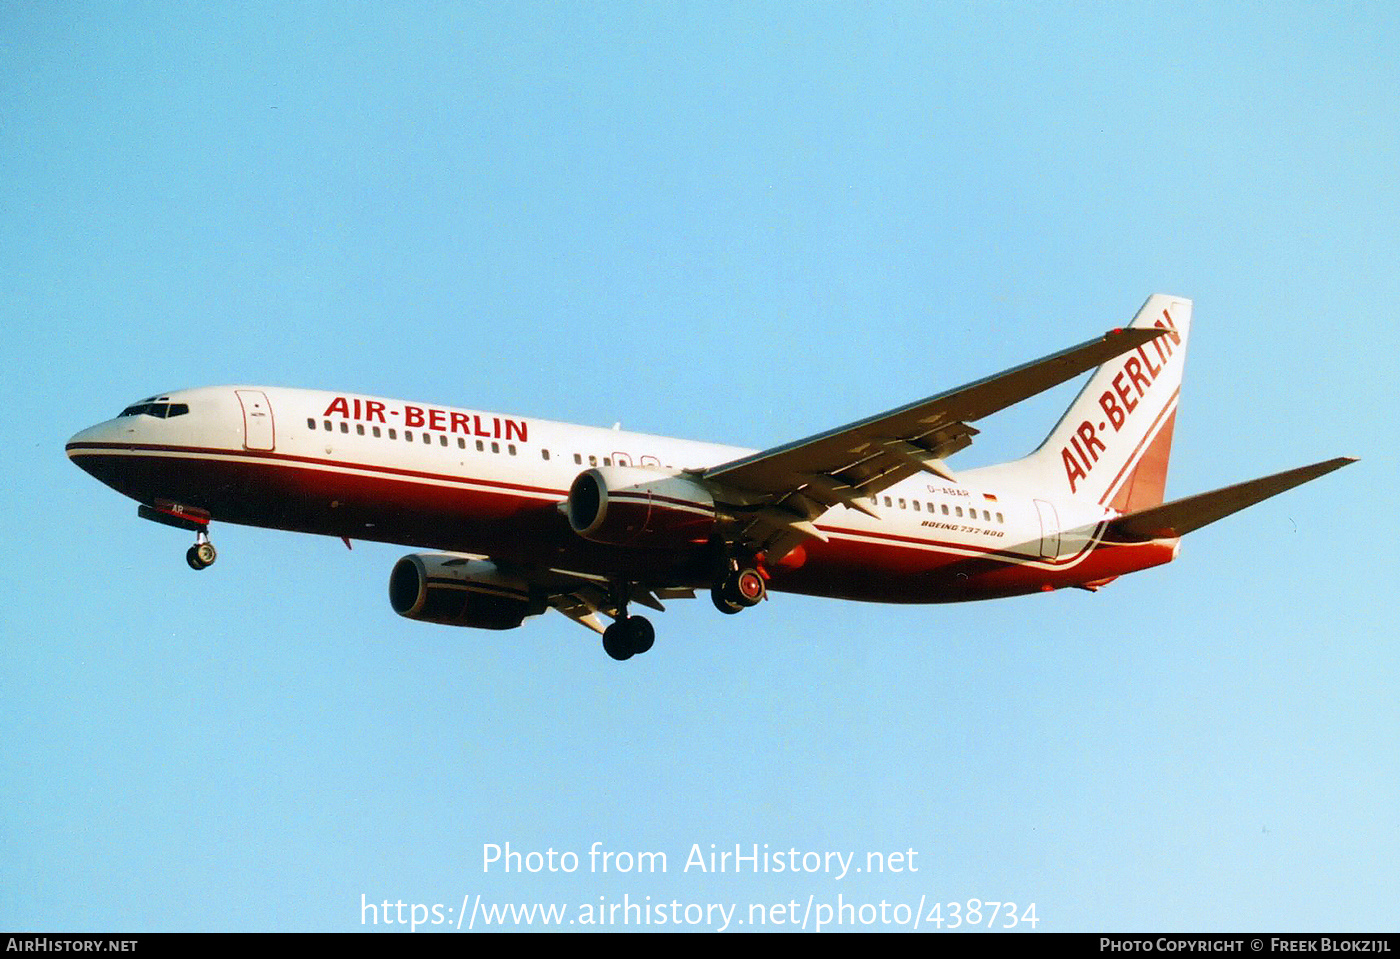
left=1105, top=457, right=1356, bottom=541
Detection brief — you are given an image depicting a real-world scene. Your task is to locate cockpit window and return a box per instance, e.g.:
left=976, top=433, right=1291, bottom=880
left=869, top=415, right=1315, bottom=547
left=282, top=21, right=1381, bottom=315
left=119, top=401, right=189, bottom=418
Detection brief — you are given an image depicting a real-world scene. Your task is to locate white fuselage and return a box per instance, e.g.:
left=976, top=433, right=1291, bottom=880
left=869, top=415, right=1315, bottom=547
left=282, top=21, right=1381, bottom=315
left=67, top=385, right=1164, bottom=605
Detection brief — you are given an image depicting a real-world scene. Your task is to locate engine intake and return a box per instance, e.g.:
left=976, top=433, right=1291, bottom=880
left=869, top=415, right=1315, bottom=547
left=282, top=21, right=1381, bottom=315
left=389, top=554, right=543, bottom=630
left=566, top=465, right=716, bottom=549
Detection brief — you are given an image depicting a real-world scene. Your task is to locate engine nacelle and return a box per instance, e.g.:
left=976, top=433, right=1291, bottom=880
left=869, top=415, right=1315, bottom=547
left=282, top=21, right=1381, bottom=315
left=388, top=554, right=543, bottom=630
left=566, top=465, right=716, bottom=549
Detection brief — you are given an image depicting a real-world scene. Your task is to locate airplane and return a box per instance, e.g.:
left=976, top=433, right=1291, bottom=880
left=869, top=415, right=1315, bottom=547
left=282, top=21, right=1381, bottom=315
left=66, top=294, right=1354, bottom=661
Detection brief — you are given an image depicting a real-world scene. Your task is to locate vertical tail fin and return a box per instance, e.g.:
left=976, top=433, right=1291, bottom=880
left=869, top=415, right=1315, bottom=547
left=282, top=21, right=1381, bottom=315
left=978, top=294, right=1192, bottom=510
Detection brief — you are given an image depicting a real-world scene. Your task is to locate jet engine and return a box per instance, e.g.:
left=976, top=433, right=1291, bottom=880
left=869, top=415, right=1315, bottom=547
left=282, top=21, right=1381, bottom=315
left=389, top=554, right=544, bottom=630
left=566, top=465, right=716, bottom=549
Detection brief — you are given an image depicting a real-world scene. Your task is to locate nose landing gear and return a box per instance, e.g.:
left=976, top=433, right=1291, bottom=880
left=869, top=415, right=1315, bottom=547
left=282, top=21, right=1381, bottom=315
left=137, top=502, right=217, bottom=570
left=186, top=532, right=217, bottom=570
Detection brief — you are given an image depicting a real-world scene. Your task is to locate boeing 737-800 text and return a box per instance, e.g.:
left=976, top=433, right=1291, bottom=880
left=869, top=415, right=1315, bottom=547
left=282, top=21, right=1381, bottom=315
left=67, top=295, right=1354, bottom=660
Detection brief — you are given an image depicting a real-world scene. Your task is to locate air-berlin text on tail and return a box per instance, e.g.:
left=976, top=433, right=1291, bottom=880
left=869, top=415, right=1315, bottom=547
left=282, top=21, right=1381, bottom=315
left=322, top=396, right=529, bottom=442
left=1062, top=311, right=1181, bottom=494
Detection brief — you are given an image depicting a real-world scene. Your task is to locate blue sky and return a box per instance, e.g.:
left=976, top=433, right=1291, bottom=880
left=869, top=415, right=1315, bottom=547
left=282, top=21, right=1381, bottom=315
left=3, top=2, right=1396, bottom=932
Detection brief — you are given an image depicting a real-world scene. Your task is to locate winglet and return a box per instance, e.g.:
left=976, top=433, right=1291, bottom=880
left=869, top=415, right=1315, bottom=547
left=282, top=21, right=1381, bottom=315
left=1105, top=456, right=1357, bottom=542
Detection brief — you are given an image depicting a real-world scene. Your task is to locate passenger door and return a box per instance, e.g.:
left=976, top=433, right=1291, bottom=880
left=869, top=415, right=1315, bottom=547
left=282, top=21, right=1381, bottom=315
left=235, top=390, right=275, bottom=451
left=1034, top=499, right=1060, bottom=560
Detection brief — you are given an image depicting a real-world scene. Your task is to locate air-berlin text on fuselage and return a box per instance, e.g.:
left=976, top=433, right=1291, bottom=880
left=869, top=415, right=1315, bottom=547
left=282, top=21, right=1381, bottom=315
left=322, top=396, right=528, bottom=443
left=1061, top=311, right=1180, bottom=495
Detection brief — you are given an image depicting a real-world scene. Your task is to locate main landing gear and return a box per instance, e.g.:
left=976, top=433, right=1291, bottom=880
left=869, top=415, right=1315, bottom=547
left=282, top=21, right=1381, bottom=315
left=186, top=531, right=217, bottom=570
left=600, top=578, right=656, bottom=662
left=711, top=564, right=766, bottom=615
left=603, top=561, right=766, bottom=659
left=602, top=615, right=655, bottom=661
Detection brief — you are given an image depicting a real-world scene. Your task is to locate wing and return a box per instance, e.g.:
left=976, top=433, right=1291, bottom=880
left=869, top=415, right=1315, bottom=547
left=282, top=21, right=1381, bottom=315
left=702, top=326, right=1169, bottom=559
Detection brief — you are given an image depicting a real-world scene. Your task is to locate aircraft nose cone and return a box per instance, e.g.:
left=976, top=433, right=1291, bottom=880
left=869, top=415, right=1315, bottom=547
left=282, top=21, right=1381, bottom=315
left=66, top=419, right=126, bottom=484
left=67, top=421, right=113, bottom=453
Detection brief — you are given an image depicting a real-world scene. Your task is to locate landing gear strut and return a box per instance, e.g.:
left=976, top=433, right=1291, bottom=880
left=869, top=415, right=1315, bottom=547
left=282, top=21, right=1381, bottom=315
left=601, top=579, right=656, bottom=661
left=711, top=563, right=766, bottom=614
left=186, top=531, right=217, bottom=570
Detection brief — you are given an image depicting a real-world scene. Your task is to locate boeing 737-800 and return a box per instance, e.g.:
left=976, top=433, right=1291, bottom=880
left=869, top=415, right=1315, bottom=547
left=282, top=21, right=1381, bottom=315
left=67, top=295, right=1353, bottom=660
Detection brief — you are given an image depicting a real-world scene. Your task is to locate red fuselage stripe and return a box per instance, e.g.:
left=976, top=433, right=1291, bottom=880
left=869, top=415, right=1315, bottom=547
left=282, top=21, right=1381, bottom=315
left=69, top=440, right=1085, bottom=561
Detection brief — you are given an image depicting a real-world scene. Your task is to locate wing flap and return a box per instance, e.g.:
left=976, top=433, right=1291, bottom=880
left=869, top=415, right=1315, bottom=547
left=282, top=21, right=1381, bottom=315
left=548, top=595, right=607, bottom=634
left=536, top=569, right=698, bottom=634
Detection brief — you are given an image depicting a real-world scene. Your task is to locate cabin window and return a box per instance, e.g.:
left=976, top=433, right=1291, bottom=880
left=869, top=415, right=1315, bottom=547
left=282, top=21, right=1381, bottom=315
left=307, top=418, right=316, bottom=429
left=323, top=420, right=332, bottom=431
left=541, top=449, right=550, bottom=461
left=574, top=453, right=582, bottom=465
left=883, top=496, right=892, bottom=507
left=373, top=426, right=381, bottom=438
left=457, top=437, right=465, bottom=449
left=508, top=444, right=517, bottom=455
left=912, top=501, right=921, bottom=512
left=941, top=504, right=949, bottom=515
left=388, top=428, right=397, bottom=439
left=996, top=512, right=1004, bottom=523
left=491, top=442, right=500, bottom=453
left=476, top=439, right=484, bottom=451
left=589, top=455, right=597, bottom=466
left=356, top=424, right=364, bottom=436
left=340, top=422, right=349, bottom=433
